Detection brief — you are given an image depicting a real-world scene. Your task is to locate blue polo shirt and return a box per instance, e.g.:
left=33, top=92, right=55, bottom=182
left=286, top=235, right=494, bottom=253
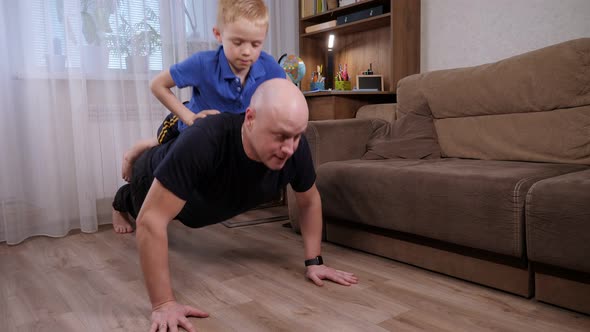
left=170, top=46, right=286, bottom=131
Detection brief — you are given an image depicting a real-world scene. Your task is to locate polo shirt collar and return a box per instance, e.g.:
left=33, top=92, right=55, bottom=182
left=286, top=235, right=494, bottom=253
left=218, top=46, right=266, bottom=82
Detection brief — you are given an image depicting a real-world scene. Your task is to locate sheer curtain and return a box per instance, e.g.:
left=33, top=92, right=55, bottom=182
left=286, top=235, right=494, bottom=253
left=0, top=0, right=296, bottom=245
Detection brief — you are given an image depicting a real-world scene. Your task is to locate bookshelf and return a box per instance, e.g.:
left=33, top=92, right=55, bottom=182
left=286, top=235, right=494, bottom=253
left=298, top=0, right=420, bottom=119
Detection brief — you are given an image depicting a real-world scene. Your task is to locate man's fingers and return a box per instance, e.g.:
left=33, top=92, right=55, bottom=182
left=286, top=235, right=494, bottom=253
left=310, top=273, right=324, bottom=286
left=348, top=275, right=359, bottom=283
left=336, top=270, right=356, bottom=276
left=158, top=322, right=167, bottom=332
left=149, top=321, right=158, bottom=332
left=336, top=271, right=359, bottom=284
left=330, top=274, right=351, bottom=286
left=185, top=305, right=210, bottom=318
left=178, top=316, right=196, bottom=332
left=170, top=323, right=179, bottom=332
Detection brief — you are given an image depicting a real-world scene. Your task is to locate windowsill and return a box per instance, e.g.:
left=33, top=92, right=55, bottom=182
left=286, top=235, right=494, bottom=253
left=13, top=69, right=159, bottom=81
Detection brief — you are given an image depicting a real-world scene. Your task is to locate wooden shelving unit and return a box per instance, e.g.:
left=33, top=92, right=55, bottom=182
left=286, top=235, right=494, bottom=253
left=301, top=13, right=391, bottom=39
left=299, top=0, right=420, bottom=95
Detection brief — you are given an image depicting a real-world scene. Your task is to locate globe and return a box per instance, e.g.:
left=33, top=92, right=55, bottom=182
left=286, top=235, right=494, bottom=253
left=278, top=54, right=306, bottom=85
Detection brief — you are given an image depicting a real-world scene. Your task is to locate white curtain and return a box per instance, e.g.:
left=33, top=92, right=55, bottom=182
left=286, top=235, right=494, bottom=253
left=0, top=0, right=296, bottom=245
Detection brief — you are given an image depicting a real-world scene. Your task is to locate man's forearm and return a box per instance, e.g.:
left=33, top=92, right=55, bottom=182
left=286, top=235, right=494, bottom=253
left=297, top=198, right=323, bottom=260
left=136, top=214, right=175, bottom=308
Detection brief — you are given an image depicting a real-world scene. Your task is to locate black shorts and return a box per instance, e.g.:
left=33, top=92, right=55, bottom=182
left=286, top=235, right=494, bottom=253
left=157, top=113, right=180, bottom=144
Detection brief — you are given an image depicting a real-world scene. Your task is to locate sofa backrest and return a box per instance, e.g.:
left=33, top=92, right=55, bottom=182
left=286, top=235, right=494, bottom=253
left=397, top=38, right=590, bottom=165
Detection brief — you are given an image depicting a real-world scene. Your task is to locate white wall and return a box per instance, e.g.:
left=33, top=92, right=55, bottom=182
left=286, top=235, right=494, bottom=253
left=421, top=0, right=590, bottom=71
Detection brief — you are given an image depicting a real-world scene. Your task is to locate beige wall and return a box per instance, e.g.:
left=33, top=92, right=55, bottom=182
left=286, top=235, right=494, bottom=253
left=421, top=0, right=590, bottom=71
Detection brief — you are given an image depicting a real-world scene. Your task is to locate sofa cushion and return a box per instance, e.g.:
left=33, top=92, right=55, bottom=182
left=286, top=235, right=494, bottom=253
left=424, top=38, right=590, bottom=119
left=435, top=105, right=590, bottom=165
left=396, top=38, right=590, bottom=165
left=355, top=103, right=397, bottom=122
left=317, top=158, right=587, bottom=257
left=362, top=112, right=441, bottom=160
left=526, top=169, right=590, bottom=274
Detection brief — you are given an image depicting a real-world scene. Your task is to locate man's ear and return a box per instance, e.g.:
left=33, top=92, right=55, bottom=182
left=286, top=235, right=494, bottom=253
left=213, top=26, right=222, bottom=43
left=245, top=107, right=256, bottom=130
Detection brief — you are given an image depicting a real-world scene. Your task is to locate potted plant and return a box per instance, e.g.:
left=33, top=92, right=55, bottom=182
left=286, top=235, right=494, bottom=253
left=46, top=0, right=67, bottom=72
left=46, top=37, right=67, bottom=72
left=106, top=7, right=161, bottom=72
left=79, top=0, right=118, bottom=72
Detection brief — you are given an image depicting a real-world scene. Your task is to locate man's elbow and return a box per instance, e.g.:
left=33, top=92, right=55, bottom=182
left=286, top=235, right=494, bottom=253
left=296, top=188, right=322, bottom=210
left=136, top=211, right=167, bottom=239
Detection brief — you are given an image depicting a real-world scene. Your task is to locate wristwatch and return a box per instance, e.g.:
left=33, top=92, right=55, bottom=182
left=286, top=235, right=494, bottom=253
left=304, top=255, right=323, bottom=267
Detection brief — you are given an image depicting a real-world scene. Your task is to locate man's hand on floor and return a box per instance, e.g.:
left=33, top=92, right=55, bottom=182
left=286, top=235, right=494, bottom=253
left=305, top=265, right=359, bottom=286
left=150, top=301, right=209, bottom=332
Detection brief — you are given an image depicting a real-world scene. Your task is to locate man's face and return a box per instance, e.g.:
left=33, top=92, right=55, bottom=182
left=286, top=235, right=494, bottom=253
left=214, top=18, right=267, bottom=75
left=249, top=111, right=307, bottom=170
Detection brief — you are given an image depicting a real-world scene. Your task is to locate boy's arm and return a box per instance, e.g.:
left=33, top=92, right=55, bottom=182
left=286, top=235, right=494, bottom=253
left=150, top=69, right=199, bottom=126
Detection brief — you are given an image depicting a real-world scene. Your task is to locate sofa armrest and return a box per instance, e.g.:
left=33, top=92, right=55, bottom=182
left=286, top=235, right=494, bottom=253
left=288, top=118, right=387, bottom=234
left=306, top=118, right=387, bottom=168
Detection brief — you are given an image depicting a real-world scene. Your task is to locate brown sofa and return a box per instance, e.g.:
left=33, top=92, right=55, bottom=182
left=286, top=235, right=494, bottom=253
left=289, top=38, right=590, bottom=314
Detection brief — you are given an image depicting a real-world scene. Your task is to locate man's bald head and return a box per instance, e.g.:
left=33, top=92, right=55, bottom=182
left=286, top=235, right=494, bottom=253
left=250, top=78, right=308, bottom=125
left=242, top=78, right=309, bottom=170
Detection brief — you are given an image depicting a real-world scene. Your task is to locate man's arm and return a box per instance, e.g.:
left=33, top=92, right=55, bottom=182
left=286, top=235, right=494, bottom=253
left=136, top=179, right=208, bottom=332
left=294, top=184, right=359, bottom=287
left=293, top=183, right=323, bottom=260
left=136, top=178, right=183, bottom=307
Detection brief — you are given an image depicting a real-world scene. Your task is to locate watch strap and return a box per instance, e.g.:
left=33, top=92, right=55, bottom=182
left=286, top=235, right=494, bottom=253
left=304, top=255, right=323, bottom=266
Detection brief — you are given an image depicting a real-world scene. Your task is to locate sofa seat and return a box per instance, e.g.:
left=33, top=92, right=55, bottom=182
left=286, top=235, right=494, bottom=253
left=526, top=169, right=590, bottom=313
left=317, top=158, right=587, bottom=258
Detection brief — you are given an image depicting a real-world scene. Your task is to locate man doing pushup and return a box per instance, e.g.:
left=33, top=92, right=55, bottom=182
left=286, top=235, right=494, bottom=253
left=112, top=78, right=358, bottom=331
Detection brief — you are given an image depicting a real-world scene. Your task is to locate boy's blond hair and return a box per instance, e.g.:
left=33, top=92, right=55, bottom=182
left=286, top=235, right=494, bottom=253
left=217, top=0, right=269, bottom=30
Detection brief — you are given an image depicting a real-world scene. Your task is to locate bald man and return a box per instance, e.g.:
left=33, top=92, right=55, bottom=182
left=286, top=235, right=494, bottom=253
left=111, top=79, right=358, bottom=332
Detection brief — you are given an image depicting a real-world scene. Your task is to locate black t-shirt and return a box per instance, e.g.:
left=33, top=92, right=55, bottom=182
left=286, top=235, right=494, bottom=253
left=148, top=113, right=316, bottom=225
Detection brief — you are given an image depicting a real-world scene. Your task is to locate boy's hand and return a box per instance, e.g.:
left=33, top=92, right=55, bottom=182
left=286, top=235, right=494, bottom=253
left=184, top=109, right=221, bottom=126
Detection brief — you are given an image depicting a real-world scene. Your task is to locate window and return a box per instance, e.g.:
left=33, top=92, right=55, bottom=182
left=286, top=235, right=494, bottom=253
left=31, top=0, right=162, bottom=71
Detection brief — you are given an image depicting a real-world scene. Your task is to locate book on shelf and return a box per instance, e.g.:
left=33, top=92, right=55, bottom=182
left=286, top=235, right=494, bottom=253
left=338, top=0, right=358, bottom=7
left=301, top=0, right=337, bottom=18
left=327, top=0, right=338, bottom=10
left=336, top=5, right=384, bottom=25
left=316, top=0, right=326, bottom=13
left=301, top=0, right=315, bottom=18
left=304, top=20, right=337, bottom=33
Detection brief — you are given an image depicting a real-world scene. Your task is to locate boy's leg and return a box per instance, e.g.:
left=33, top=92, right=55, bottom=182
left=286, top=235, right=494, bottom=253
left=122, top=137, right=158, bottom=182
left=121, top=111, right=180, bottom=182
left=112, top=184, right=135, bottom=233
left=113, top=149, right=153, bottom=233
left=156, top=113, right=180, bottom=144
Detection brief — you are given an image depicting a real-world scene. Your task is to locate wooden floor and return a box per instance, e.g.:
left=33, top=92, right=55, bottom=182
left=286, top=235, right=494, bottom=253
left=1, top=221, right=589, bottom=332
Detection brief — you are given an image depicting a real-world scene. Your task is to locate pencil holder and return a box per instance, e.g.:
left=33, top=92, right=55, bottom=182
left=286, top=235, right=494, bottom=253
left=310, top=81, right=325, bottom=91
left=335, top=81, right=352, bottom=91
